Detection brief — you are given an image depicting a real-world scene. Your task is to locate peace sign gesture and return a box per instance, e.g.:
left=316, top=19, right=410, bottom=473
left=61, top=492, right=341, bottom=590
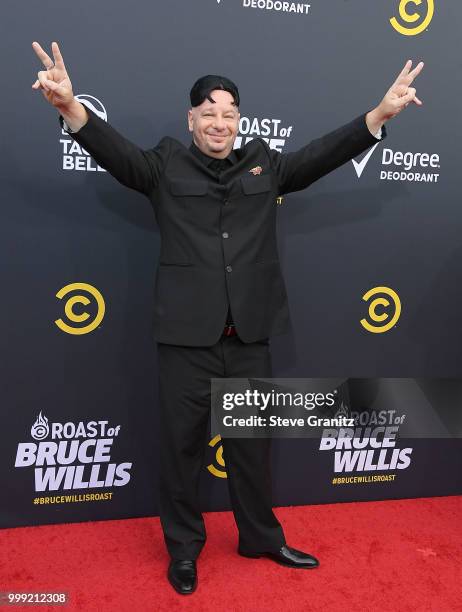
left=31, top=41, right=74, bottom=109
left=378, top=60, right=425, bottom=121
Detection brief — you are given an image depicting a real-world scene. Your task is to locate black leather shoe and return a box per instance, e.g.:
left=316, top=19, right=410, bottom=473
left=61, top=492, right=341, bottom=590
left=238, top=544, right=319, bottom=569
left=167, top=559, right=197, bottom=594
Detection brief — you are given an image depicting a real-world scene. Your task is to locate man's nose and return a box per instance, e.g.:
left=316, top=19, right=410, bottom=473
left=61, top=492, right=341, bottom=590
left=212, top=116, right=226, bottom=130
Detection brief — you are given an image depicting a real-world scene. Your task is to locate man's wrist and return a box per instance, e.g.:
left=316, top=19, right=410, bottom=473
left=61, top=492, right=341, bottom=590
left=365, top=107, right=385, bottom=138
left=57, top=99, right=89, bottom=133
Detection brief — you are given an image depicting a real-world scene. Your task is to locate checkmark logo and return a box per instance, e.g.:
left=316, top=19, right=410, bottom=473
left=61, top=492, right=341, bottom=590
left=352, top=142, right=380, bottom=178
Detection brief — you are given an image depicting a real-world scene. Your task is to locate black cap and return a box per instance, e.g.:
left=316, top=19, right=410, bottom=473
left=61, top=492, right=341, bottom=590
left=190, top=75, right=240, bottom=108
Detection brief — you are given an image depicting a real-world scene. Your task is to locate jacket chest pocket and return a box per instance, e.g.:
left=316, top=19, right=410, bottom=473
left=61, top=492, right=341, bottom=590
left=168, top=178, right=209, bottom=196
left=240, top=174, right=272, bottom=195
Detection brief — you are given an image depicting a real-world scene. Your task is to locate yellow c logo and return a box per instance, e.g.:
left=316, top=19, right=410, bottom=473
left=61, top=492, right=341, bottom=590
left=360, top=286, right=401, bottom=334
left=206, top=434, right=227, bottom=478
left=55, top=282, right=105, bottom=335
left=390, top=0, right=434, bottom=36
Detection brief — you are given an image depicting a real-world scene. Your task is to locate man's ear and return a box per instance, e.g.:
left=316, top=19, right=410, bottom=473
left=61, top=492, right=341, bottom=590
left=188, top=109, right=193, bottom=132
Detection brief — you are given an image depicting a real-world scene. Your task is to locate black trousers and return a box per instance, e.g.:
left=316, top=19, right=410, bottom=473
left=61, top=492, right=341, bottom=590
left=157, top=334, right=286, bottom=560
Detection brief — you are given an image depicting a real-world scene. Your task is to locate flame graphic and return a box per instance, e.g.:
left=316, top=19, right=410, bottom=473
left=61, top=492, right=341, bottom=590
left=31, top=411, right=49, bottom=440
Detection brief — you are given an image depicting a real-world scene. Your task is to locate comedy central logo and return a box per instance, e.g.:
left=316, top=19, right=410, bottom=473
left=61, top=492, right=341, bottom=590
left=390, top=0, right=434, bottom=36
left=55, top=282, right=105, bottom=335
left=360, top=286, right=401, bottom=334
left=60, top=94, right=107, bottom=172
left=207, top=434, right=227, bottom=478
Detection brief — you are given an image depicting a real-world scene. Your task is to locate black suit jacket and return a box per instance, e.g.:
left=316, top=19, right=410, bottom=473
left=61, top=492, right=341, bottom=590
left=60, top=108, right=385, bottom=346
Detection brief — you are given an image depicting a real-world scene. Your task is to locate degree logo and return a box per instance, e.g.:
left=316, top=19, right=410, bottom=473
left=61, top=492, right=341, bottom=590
left=390, top=0, right=434, bottom=36
left=55, top=282, right=105, bottom=335
left=352, top=143, right=380, bottom=178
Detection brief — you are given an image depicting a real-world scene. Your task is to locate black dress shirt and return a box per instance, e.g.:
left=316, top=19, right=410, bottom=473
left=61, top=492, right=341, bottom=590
left=189, top=140, right=236, bottom=325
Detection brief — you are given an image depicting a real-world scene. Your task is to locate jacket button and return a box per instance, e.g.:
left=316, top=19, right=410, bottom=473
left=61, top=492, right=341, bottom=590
left=226, top=265, right=233, bottom=273
left=222, top=232, right=229, bottom=239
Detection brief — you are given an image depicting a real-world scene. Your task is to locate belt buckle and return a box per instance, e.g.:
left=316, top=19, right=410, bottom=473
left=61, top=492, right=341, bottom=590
left=223, top=324, right=235, bottom=336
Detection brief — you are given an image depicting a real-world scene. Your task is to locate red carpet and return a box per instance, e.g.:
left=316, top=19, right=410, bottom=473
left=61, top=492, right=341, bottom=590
left=1, top=496, right=461, bottom=612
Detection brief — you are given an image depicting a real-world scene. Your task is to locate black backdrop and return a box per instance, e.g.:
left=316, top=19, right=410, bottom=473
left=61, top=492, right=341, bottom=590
left=1, top=0, right=461, bottom=528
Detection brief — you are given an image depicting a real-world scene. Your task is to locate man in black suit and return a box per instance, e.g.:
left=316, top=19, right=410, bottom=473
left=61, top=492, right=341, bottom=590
left=32, top=41, right=424, bottom=595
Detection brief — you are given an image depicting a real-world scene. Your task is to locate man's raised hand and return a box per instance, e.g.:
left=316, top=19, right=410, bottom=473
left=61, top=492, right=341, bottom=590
left=379, top=60, right=425, bottom=121
left=366, top=59, right=424, bottom=134
left=31, top=41, right=74, bottom=109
